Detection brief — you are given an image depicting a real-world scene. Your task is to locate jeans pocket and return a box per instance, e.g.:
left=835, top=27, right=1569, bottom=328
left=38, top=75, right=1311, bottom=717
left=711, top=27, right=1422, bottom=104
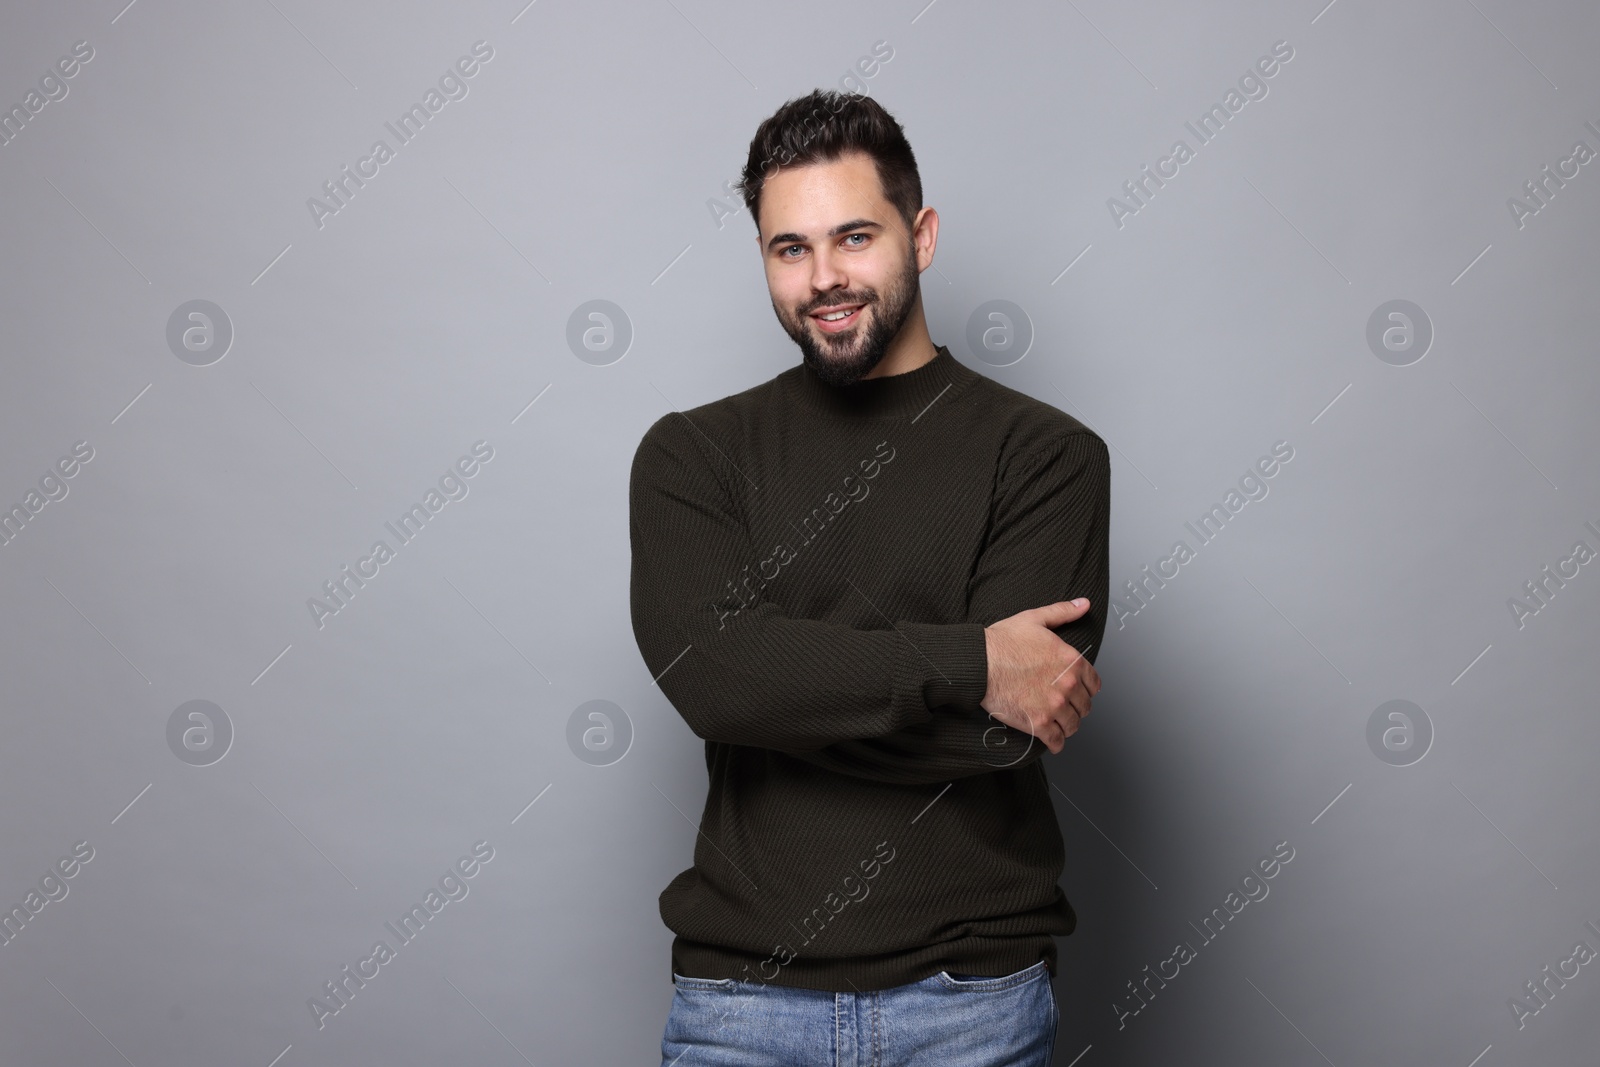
left=672, top=972, right=737, bottom=992
left=934, top=959, right=1049, bottom=992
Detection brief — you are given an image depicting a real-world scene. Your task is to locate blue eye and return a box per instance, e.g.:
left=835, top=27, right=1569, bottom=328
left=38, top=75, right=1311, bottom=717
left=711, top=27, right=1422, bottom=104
left=780, top=233, right=867, bottom=257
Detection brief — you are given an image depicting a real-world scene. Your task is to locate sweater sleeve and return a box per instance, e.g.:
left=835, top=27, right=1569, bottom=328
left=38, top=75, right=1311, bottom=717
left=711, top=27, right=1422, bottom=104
left=628, top=412, right=990, bottom=752
left=775, top=431, right=1112, bottom=784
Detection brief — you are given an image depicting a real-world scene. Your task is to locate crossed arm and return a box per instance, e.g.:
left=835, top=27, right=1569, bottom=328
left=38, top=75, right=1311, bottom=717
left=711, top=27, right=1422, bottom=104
left=628, top=413, right=1110, bottom=785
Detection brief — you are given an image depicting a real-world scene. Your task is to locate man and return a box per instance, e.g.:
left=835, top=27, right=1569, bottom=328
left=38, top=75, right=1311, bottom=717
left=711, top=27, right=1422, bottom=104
left=630, top=89, right=1110, bottom=1066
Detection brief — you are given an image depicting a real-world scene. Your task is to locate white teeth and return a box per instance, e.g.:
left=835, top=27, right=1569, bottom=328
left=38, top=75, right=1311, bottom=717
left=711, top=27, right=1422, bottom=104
left=818, top=308, right=856, bottom=321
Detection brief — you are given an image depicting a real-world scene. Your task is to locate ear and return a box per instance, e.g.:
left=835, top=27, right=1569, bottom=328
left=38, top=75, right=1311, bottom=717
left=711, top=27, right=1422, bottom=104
left=913, top=206, right=939, bottom=270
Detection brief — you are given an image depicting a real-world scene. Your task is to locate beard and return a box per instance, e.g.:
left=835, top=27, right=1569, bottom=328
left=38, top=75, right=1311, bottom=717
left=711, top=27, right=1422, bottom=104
left=774, top=246, right=921, bottom=388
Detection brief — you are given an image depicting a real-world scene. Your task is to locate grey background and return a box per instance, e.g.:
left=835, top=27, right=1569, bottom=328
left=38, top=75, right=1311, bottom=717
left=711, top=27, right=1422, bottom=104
left=1, top=0, right=1595, bottom=1064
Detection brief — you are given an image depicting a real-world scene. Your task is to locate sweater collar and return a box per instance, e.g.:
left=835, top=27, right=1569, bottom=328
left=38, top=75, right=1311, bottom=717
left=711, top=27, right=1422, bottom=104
left=788, top=343, right=972, bottom=420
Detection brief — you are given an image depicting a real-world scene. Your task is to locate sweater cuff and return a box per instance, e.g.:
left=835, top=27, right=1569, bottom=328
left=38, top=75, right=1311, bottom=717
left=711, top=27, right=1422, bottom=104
left=898, top=621, right=989, bottom=710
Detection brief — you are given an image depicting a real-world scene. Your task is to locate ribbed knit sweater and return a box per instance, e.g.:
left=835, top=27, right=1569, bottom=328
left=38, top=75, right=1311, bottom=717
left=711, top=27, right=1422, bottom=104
left=629, top=343, right=1111, bottom=993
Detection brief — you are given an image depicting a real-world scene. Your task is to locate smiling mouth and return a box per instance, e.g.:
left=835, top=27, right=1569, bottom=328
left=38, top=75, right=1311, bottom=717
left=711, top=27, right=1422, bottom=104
left=810, top=304, right=865, bottom=331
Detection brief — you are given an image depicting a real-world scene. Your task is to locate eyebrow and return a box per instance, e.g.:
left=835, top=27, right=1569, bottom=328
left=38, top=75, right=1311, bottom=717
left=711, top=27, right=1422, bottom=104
left=765, top=218, right=882, bottom=253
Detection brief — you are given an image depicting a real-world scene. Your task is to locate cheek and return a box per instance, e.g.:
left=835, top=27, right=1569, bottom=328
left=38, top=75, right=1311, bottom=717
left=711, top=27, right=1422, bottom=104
left=770, top=278, right=807, bottom=313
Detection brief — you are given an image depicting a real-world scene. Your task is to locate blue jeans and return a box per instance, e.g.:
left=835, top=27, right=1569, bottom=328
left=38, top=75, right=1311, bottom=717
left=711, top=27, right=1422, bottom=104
left=661, top=960, right=1058, bottom=1066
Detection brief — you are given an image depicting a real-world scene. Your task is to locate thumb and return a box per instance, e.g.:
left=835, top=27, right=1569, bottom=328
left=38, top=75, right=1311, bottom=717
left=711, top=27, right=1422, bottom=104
left=1034, top=598, right=1091, bottom=626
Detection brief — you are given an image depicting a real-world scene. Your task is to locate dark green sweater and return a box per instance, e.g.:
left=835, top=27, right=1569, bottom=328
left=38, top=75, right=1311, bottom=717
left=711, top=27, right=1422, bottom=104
left=629, top=343, right=1110, bottom=992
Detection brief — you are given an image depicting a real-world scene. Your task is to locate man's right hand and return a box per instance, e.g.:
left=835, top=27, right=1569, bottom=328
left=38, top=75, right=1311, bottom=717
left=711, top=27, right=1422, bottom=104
left=980, top=599, right=1101, bottom=754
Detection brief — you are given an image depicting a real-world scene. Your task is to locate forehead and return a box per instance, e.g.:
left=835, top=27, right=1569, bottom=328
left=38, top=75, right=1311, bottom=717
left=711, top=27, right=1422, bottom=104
left=758, top=152, right=888, bottom=237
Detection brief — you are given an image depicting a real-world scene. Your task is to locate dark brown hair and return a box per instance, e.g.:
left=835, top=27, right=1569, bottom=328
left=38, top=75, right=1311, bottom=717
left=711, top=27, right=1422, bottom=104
left=734, top=90, right=922, bottom=235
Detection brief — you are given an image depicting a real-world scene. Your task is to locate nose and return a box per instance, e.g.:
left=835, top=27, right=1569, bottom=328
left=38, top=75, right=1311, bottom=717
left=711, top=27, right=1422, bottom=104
left=808, top=243, right=848, bottom=294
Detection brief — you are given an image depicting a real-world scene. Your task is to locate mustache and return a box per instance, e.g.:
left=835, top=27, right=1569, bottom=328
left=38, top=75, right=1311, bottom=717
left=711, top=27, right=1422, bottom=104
left=804, top=295, right=872, bottom=315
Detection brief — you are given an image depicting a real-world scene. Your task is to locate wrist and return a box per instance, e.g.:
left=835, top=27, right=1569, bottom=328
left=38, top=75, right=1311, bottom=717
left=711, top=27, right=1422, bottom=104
left=981, top=625, right=994, bottom=708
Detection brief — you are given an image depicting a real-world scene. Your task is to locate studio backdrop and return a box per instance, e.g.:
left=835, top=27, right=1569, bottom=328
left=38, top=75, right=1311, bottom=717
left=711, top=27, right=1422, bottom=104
left=1, top=1, right=1596, bottom=1064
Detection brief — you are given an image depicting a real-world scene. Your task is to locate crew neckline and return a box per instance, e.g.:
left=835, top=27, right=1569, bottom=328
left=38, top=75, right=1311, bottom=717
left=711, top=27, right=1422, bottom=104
left=788, top=343, right=975, bottom=420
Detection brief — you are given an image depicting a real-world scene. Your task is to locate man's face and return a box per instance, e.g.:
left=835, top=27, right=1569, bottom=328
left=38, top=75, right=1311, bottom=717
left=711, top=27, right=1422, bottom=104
left=756, top=151, right=924, bottom=387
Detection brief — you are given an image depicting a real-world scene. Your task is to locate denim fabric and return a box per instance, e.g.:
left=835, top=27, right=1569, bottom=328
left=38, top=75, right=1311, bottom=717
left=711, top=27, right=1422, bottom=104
left=661, top=959, right=1058, bottom=1066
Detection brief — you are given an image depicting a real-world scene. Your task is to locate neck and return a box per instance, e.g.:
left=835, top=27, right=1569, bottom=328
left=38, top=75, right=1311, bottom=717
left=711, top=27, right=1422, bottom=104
left=790, top=339, right=975, bottom=421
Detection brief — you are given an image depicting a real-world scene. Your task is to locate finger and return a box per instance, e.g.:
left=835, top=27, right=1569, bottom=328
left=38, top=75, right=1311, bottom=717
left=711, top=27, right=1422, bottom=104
left=1030, top=710, right=1056, bottom=751
left=1050, top=663, right=1093, bottom=706
left=1033, top=713, right=1066, bottom=752
left=1066, top=684, right=1091, bottom=721
left=1048, top=654, right=1090, bottom=693
left=1034, top=599, right=1092, bottom=628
